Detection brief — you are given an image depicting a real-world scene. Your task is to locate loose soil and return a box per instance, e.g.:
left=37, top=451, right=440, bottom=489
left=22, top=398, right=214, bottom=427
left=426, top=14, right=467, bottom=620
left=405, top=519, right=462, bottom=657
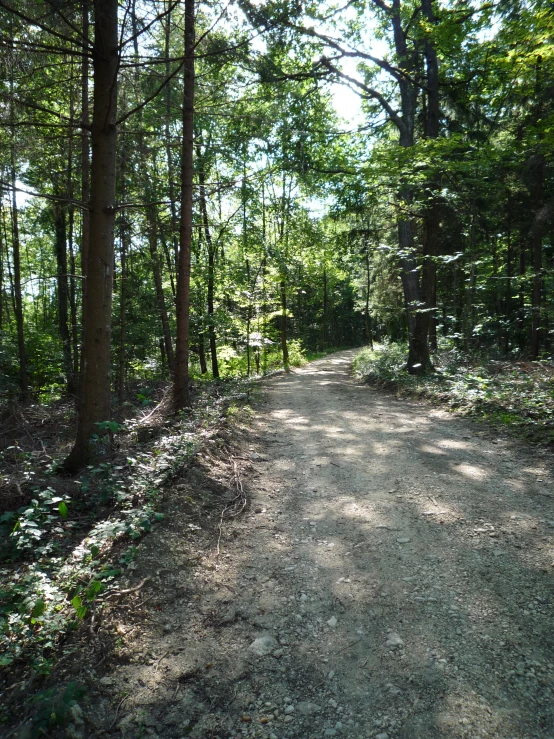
left=37, top=351, right=554, bottom=738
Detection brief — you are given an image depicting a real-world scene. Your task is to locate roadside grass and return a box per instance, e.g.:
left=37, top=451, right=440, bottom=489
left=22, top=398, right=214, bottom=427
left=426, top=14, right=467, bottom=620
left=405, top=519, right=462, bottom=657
left=353, top=341, right=554, bottom=446
left=0, top=376, right=252, bottom=732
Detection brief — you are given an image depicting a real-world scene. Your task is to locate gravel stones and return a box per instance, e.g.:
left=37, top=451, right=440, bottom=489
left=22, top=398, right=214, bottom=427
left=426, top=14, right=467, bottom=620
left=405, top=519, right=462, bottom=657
left=249, top=635, right=279, bottom=656
left=296, top=701, right=322, bottom=715
left=385, top=633, right=404, bottom=648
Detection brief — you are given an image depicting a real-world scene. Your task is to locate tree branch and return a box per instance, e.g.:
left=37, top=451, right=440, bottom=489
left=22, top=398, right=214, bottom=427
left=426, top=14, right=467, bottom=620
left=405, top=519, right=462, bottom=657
left=0, top=35, right=92, bottom=58
left=119, top=0, right=180, bottom=50
left=286, top=23, right=405, bottom=82
left=0, top=181, right=88, bottom=210
left=0, top=92, right=90, bottom=129
left=0, top=0, right=89, bottom=49
left=116, top=60, right=185, bottom=125
left=320, top=59, right=406, bottom=134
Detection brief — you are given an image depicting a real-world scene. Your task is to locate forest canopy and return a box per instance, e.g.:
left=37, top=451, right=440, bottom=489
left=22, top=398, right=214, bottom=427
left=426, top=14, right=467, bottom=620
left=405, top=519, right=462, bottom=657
left=0, top=0, right=552, bottom=465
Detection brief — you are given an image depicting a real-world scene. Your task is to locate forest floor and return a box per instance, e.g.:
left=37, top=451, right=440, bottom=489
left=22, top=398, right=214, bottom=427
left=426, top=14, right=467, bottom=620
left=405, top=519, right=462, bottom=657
left=14, top=350, right=554, bottom=739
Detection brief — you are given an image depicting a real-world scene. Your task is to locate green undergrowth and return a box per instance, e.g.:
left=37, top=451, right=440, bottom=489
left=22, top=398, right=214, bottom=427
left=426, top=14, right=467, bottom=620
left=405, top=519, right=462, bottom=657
left=0, top=378, right=251, bottom=703
left=353, top=341, right=554, bottom=446
left=200, top=341, right=357, bottom=378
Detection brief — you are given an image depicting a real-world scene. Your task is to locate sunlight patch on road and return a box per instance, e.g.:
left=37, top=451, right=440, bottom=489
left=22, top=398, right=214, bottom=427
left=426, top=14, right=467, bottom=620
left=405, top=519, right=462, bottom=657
left=419, top=444, right=449, bottom=455
left=436, top=439, right=474, bottom=450
left=453, top=463, right=490, bottom=480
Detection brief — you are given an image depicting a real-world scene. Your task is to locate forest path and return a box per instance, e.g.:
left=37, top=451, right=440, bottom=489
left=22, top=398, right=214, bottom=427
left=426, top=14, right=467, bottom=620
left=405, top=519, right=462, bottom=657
left=89, top=351, right=554, bottom=739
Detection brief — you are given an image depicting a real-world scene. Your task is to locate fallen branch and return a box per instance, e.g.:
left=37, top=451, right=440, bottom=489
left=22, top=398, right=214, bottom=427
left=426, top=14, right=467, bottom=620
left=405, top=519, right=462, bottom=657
left=102, top=577, right=150, bottom=601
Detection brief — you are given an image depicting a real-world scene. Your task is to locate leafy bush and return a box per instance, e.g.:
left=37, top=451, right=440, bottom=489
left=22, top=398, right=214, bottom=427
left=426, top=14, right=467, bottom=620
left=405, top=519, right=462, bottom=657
left=0, top=378, right=251, bottom=678
left=0, top=487, right=70, bottom=561
left=353, top=341, right=554, bottom=444
left=353, top=340, right=409, bottom=380
left=30, top=682, right=86, bottom=737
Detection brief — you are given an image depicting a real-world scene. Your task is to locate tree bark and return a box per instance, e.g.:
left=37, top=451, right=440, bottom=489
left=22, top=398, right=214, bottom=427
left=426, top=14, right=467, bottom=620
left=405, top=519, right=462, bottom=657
left=280, top=279, right=289, bottom=370
left=10, top=119, right=29, bottom=402
left=173, top=0, right=195, bottom=410
left=518, top=237, right=526, bottom=349
left=67, top=80, right=80, bottom=392
left=392, top=0, right=432, bottom=374
left=53, top=202, right=73, bottom=393
left=198, top=340, right=207, bottom=374
left=165, top=0, right=179, bottom=271
left=65, top=0, right=118, bottom=471
left=117, top=147, right=129, bottom=406
left=197, top=148, right=219, bottom=378
left=0, top=204, right=3, bottom=336
left=364, top=249, right=373, bottom=348
left=78, top=0, right=91, bottom=407
left=146, top=202, right=175, bottom=372
left=530, top=155, right=544, bottom=360
left=322, top=268, right=328, bottom=347
left=419, top=0, right=440, bottom=360
left=504, top=210, right=512, bottom=353
left=530, top=57, right=545, bottom=359
left=118, top=221, right=128, bottom=405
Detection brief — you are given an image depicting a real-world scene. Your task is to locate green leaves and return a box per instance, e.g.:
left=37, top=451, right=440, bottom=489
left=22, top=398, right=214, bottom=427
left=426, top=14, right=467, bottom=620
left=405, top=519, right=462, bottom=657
left=96, top=420, right=121, bottom=434
left=70, top=596, right=87, bottom=620
left=2, top=488, right=71, bottom=561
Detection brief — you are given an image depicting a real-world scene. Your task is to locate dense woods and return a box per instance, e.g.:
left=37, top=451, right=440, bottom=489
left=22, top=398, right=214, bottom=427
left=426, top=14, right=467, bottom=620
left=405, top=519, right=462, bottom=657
left=0, top=0, right=552, bottom=439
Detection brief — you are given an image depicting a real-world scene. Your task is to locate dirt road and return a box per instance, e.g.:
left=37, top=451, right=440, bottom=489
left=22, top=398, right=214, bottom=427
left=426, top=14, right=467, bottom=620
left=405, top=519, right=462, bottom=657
left=86, top=351, right=554, bottom=739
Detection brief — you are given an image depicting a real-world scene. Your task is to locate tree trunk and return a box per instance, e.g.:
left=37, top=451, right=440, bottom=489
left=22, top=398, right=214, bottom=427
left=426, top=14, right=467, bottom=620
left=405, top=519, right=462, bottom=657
left=156, top=212, right=176, bottom=297
left=364, top=250, right=373, bottom=348
left=67, top=83, right=80, bottom=392
left=518, top=237, right=526, bottom=350
left=165, top=0, right=179, bottom=271
left=429, top=279, right=437, bottom=351
left=421, top=0, right=440, bottom=358
left=118, top=147, right=129, bottom=406
left=118, top=221, right=128, bottom=405
left=530, top=57, right=545, bottom=360
left=398, top=191, right=431, bottom=373
left=197, top=150, right=219, bottom=379
left=0, top=204, right=3, bottom=336
left=146, top=202, right=175, bottom=372
left=280, top=279, right=289, bottom=370
left=65, top=0, right=118, bottom=471
left=198, top=340, right=207, bottom=374
left=322, top=268, right=328, bottom=346
left=173, top=0, right=195, bottom=410
left=464, top=261, right=476, bottom=353
left=53, top=202, right=74, bottom=393
left=504, top=212, right=512, bottom=354
left=530, top=157, right=544, bottom=359
left=391, top=0, right=432, bottom=374
left=8, top=38, right=29, bottom=402
left=78, top=0, right=91, bottom=407
left=246, top=258, right=251, bottom=376
left=10, top=136, right=29, bottom=402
